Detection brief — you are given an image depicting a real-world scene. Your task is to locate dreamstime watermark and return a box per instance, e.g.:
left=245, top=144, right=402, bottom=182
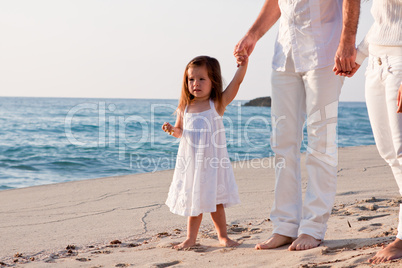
left=64, top=100, right=340, bottom=169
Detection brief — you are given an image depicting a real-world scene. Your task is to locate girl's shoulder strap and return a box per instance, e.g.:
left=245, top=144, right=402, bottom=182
left=209, top=99, right=215, bottom=110
left=209, top=98, right=222, bottom=116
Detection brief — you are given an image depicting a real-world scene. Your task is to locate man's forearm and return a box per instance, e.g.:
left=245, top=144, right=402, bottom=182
left=247, top=0, right=281, bottom=40
left=340, top=0, right=360, bottom=45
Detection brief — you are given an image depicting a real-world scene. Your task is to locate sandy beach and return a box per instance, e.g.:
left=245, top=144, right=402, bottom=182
left=1, top=145, right=402, bottom=267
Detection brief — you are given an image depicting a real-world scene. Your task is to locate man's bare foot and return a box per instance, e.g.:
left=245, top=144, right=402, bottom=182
left=173, top=238, right=197, bottom=249
left=369, top=238, right=402, bottom=264
left=255, top=233, right=294, bottom=250
left=288, top=234, right=321, bottom=251
left=219, top=237, right=240, bottom=247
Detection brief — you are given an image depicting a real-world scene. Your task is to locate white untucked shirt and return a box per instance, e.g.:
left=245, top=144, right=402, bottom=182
left=272, top=0, right=343, bottom=72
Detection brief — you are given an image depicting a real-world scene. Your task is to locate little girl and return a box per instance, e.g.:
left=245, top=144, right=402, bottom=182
left=162, top=54, right=248, bottom=249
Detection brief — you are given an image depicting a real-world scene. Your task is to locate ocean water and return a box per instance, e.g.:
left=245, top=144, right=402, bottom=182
left=0, top=97, right=374, bottom=190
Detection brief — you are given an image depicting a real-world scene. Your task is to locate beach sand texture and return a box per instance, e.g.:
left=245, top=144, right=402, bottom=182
left=1, top=145, right=402, bottom=267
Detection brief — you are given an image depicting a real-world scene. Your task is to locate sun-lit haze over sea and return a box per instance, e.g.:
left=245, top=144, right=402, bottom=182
left=1, top=0, right=373, bottom=101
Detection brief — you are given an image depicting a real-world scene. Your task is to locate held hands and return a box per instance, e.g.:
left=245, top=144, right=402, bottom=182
left=162, top=122, right=175, bottom=136
left=234, top=34, right=257, bottom=67
left=333, top=63, right=360, bottom=78
left=333, top=45, right=360, bottom=77
left=397, top=84, right=402, bottom=113
left=235, top=48, right=249, bottom=67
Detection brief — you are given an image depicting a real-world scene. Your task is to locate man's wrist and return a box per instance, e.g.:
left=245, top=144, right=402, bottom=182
left=246, top=30, right=259, bottom=42
left=340, top=34, right=356, bottom=46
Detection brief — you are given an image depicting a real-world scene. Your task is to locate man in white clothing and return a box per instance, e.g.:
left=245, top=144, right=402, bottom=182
left=235, top=0, right=360, bottom=250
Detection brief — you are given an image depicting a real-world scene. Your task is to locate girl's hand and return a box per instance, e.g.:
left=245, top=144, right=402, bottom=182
left=397, top=84, right=402, bottom=113
left=162, top=122, right=175, bottom=135
left=234, top=33, right=256, bottom=66
left=235, top=48, right=248, bottom=67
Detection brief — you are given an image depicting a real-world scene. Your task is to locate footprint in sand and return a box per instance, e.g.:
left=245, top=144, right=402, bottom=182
left=220, top=247, right=236, bottom=253
left=227, top=225, right=262, bottom=234
left=151, top=260, right=181, bottom=268
left=248, top=228, right=262, bottom=234
left=357, top=214, right=390, bottom=221
left=91, top=250, right=112, bottom=254
left=375, top=227, right=397, bottom=237
left=229, top=226, right=248, bottom=233
left=157, top=241, right=178, bottom=248
left=157, top=232, right=171, bottom=238
left=321, top=243, right=358, bottom=255
left=358, top=223, right=383, bottom=232
left=238, top=235, right=251, bottom=239
left=183, top=245, right=209, bottom=252
left=127, top=243, right=140, bottom=248
left=76, top=257, right=91, bottom=262
left=115, top=263, right=131, bottom=267
left=44, top=257, right=56, bottom=263
left=169, top=243, right=209, bottom=252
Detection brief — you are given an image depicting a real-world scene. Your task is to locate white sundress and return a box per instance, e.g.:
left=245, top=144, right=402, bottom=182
left=165, top=99, right=240, bottom=217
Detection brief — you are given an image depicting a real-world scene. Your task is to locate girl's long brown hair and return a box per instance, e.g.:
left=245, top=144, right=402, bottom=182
left=177, top=56, right=223, bottom=114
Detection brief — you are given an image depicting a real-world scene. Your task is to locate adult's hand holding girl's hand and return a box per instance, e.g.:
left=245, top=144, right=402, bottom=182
left=397, top=84, right=402, bottom=113
left=234, top=34, right=257, bottom=66
left=235, top=48, right=248, bottom=67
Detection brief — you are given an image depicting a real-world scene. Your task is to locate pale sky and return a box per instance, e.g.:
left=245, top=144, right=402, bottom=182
left=0, top=0, right=373, bottom=102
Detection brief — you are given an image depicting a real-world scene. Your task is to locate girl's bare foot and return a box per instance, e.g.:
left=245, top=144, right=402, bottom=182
left=210, top=205, right=239, bottom=248
left=255, top=233, right=294, bottom=249
left=173, top=238, right=197, bottom=249
left=288, top=234, right=321, bottom=251
left=369, top=238, right=402, bottom=264
left=219, top=237, right=240, bottom=247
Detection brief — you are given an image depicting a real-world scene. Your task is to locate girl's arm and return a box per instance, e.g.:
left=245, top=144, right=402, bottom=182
left=162, top=109, right=183, bottom=138
left=219, top=58, right=248, bottom=114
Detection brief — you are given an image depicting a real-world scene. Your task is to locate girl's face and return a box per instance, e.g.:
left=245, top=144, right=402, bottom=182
left=187, top=65, right=212, bottom=100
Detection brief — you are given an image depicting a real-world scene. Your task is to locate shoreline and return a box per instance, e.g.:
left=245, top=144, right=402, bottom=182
left=1, top=145, right=402, bottom=267
left=0, top=144, right=375, bottom=193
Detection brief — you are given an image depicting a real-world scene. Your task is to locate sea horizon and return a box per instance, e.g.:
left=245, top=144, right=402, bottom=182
left=0, top=95, right=366, bottom=103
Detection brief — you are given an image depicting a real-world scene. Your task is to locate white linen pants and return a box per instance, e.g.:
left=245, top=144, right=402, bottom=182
left=364, top=51, right=402, bottom=240
left=270, top=55, right=344, bottom=240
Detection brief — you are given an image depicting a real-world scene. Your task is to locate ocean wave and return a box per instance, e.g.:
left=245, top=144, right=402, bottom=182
left=69, top=125, right=99, bottom=132
left=0, top=185, right=14, bottom=190
left=10, top=165, right=39, bottom=171
left=0, top=159, right=19, bottom=164
left=50, top=161, right=88, bottom=167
